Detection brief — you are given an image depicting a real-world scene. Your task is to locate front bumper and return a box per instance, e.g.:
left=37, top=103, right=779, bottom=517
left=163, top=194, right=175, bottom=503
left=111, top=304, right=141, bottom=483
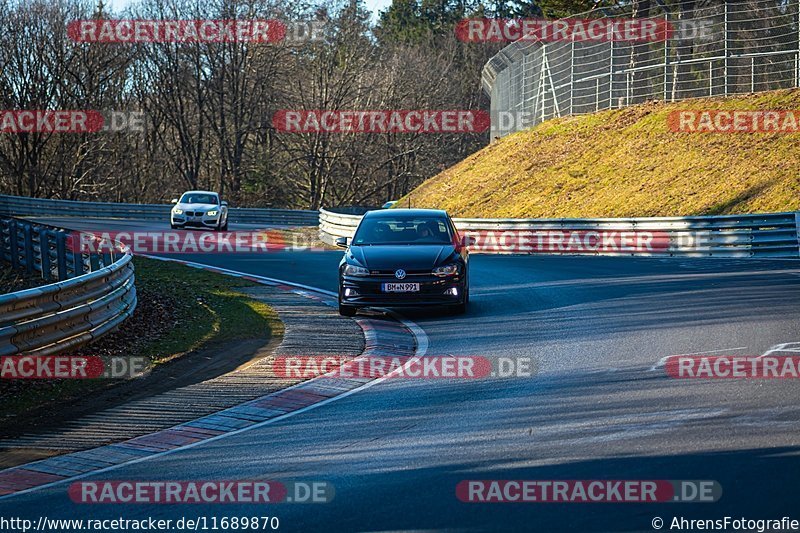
left=171, top=213, right=220, bottom=228
left=339, top=273, right=465, bottom=308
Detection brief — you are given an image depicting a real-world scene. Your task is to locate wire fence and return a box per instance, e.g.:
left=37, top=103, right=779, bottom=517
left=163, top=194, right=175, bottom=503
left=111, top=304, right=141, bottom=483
left=481, top=0, right=800, bottom=139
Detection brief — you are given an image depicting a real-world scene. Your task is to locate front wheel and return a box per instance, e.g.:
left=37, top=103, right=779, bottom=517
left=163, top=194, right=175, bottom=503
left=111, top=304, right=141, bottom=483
left=339, top=303, right=357, bottom=317
left=221, top=218, right=228, bottom=231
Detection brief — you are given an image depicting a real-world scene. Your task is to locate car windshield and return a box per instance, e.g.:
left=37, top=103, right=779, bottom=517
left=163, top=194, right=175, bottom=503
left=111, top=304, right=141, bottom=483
left=180, top=193, right=218, bottom=205
left=353, top=216, right=453, bottom=245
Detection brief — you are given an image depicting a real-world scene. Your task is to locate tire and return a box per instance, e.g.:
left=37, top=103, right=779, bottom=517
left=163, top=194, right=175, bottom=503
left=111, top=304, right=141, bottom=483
left=170, top=224, right=177, bottom=230
left=339, top=303, right=357, bottom=317
left=221, top=218, right=228, bottom=231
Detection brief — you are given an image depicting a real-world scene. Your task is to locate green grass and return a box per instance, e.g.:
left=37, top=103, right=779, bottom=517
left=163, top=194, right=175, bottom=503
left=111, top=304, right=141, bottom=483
left=132, top=257, right=282, bottom=364
left=400, top=89, right=800, bottom=218
left=0, top=257, right=282, bottom=424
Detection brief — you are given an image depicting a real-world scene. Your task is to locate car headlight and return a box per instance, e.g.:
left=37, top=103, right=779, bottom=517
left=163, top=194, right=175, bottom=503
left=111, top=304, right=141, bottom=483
left=173, top=209, right=183, bottom=215
left=433, top=263, right=458, bottom=277
left=207, top=210, right=218, bottom=216
left=344, top=264, right=369, bottom=276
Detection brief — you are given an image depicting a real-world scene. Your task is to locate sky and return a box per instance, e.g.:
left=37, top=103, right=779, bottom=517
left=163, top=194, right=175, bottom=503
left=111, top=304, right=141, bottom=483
left=105, top=0, right=394, bottom=20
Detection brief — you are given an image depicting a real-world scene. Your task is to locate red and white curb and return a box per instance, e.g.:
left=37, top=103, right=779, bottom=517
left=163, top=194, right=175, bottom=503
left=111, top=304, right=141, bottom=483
left=0, top=258, right=427, bottom=500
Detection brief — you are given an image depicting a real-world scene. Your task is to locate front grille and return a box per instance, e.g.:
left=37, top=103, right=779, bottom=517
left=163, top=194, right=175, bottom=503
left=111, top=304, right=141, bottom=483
left=370, top=269, right=430, bottom=277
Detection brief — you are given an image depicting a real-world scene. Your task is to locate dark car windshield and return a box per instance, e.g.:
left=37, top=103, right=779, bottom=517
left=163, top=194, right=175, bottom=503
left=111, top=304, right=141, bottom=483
left=353, top=216, right=453, bottom=245
left=180, top=193, right=219, bottom=205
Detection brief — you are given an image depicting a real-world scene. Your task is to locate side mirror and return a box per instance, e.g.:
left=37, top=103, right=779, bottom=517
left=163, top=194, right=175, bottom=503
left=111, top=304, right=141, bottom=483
left=462, top=235, right=477, bottom=246
left=171, top=198, right=178, bottom=204
left=335, top=237, right=349, bottom=248
left=221, top=201, right=228, bottom=207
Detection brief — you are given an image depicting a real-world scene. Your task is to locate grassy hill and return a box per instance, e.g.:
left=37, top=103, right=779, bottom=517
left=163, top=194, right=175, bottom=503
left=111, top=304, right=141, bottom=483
left=401, top=89, right=800, bottom=218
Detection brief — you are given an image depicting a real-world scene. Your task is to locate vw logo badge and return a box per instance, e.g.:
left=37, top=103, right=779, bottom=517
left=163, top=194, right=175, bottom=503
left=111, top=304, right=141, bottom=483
left=394, top=269, right=407, bottom=280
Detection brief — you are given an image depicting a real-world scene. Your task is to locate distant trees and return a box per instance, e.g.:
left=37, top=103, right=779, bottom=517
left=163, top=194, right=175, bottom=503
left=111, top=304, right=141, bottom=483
left=1, top=0, right=793, bottom=207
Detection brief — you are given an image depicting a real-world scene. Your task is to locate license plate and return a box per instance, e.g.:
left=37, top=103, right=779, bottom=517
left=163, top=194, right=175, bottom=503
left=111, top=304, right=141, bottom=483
left=382, top=283, right=420, bottom=293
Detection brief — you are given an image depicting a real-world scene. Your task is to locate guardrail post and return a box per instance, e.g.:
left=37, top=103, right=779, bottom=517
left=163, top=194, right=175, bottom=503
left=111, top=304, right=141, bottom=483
left=89, top=252, right=100, bottom=272
left=9, top=220, right=19, bottom=269
left=22, top=223, right=33, bottom=274
left=73, top=249, right=84, bottom=276
left=796, top=213, right=800, bottom=258
left=0, top=219, right=8, bottom=261
left=40, top=229, right=52, bottom=281
left=56, top=231, right=68, bottom=280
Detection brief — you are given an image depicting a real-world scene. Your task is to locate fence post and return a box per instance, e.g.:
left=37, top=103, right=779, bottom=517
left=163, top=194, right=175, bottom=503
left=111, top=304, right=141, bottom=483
left=22, top=223, right=33, bottom=275
left=56, top=231, right=68, bottom=280
left=609, top=40, right=615, bottom=108
left=595, top=78, right=600, bottom=111
left=750, top=57, right=755, bottom=92
left=724, top=1, right=729, bottom=96
left=709, top=61, right=713, bottom=96
left=569, top=40, right=575, bottom=115
left=626, top=72, right=631, bottom=105
left=664, top=14, right=670, bottom=102
left=40, top=229, right=51, bottom=281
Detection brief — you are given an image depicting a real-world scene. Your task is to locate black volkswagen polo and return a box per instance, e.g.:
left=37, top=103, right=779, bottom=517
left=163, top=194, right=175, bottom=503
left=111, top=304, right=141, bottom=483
left=336, top=209, right=470, bottom=316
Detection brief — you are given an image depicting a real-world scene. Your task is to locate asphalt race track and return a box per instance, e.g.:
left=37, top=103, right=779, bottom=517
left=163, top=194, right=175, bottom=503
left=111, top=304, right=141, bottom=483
left=3, top=217, right=800, bottom=532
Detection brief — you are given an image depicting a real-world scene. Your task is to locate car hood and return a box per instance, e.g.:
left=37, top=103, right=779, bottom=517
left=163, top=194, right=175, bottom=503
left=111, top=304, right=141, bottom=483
left=175, top=203, right=217, bottom=211
left=348, top=244, right=455, bottom=270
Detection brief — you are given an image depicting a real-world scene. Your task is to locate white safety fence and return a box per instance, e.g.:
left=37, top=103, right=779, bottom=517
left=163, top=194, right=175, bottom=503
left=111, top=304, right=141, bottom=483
left=483, top=0, right=800, bottom=139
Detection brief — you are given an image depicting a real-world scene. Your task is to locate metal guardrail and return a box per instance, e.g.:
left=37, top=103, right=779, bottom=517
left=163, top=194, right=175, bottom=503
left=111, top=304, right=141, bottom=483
left=0, top=217, right=136, bottom=357
left=0, top=194, right=320, bottom=227
left=319, top=208, right=800, bottom=258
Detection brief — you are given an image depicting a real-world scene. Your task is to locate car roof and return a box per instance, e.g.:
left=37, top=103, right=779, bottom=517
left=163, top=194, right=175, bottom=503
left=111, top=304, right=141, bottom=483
left=181, top=190, right=218, bottom=196
left=364, top=208, right=449, bottom=218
